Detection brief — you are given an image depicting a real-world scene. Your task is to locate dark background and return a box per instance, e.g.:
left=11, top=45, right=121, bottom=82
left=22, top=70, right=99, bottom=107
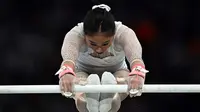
left=0, top=0, right=200, bottom=112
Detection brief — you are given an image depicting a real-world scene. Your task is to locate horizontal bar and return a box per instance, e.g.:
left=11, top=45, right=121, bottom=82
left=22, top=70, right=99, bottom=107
left=0, top=84, right=200, bottom=94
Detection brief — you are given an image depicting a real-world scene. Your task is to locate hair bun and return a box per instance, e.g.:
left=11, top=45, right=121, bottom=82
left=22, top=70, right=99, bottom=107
left=92, top=4, right=111, bottom=12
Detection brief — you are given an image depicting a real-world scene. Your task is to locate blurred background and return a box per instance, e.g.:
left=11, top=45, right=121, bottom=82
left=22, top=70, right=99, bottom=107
left=0, top=0, right=200, bottom=112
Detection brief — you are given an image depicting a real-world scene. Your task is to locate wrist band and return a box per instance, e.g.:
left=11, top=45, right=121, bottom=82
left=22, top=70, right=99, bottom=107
left=129, top=64, right=149, bottom=78
left=55, top=65, right=76, bottom=78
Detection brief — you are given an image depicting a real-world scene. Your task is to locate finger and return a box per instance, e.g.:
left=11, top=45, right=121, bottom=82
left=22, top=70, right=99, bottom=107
left=137, top=89, right=142, bottom=96
left=62, top=78, right=70, bottom=93
left=132, top=84, right=143, bottom=97
left=130, top=78, right=138, bottom=90
left=116, top=77, right=126, bottom=84
left=66, top=80, right=72, bottom=93
left=130, top=92, right=137, bottom=98
left=71, top=77, right=78, bottom=92
left=128, top=77, right=139, bottom=97
left=129, top=89, right=139, bottom=94
left=131, top=76, right=140, bottom=89
left=62, top=81, right=73, bottom=98
left=59, top=79, right=65, bottom=92
left=129, top=88, right=138, bottom=97
left=130, top=93, right=134, bottom=98
left=59, top=80, right=67, bottom=96
left=127, top=79, right=133, bottom=95
left=63, top=92, right=73, bottom=97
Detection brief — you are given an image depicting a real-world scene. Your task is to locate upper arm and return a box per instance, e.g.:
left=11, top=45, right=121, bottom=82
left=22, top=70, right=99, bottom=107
left=61, top=28, right=84, bottom=66
left=118, top=27, right=144, bottom=66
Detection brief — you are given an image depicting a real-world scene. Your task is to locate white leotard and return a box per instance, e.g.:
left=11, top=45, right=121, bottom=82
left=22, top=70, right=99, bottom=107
left=61, top=21, right=143, bottom=74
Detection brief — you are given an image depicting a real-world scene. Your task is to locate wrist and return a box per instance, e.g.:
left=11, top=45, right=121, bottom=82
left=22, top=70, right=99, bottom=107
left=129, top=64, right=149, bottom=78
left=55, top=65, right=76, bottom=78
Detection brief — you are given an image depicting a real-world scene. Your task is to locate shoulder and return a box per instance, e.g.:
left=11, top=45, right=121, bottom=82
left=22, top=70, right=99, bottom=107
left=67, top=22, right=84, bottom=37
left=114, top=21, right=133, bottom=37
left=113, top=21, right=137, bottom=48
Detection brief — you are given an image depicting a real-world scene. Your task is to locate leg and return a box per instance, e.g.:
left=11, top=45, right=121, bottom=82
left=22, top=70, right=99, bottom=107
left=74, top=72, right=100, bottom=112
left=75, top=92, right=88, bottom=112
left=114, top=70, right=129, bottom=101
left=99, top=70, right=129, bottom=112
left=99, top=72, right=119, bottom=112
left=109, top=70, right=129, bottom=112
left=85, top=74, right=100, bottom=112
left=74, top=72, right=89, bottom=112
left=109, top=93, right=121, bottom=112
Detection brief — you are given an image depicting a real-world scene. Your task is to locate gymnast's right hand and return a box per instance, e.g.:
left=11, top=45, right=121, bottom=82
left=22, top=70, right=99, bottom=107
left=59, top=74, right=76, bottom=97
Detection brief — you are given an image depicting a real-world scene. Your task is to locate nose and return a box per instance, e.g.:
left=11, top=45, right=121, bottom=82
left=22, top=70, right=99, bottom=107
left=95, top=47, right=103, bottom=54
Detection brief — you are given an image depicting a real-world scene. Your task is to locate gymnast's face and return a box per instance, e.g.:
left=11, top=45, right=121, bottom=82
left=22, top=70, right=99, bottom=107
left=85, top=33, right=113, bottom=54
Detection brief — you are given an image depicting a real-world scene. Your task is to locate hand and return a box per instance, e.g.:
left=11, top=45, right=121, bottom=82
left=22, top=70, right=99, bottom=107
left=59, top=74, right=77, bottom=98
left=59, top=74, right=88, bottom=98
left=127, top=74, right=145, bottom=97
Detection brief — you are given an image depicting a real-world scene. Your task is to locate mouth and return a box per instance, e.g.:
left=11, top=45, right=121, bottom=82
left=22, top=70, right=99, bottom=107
left=96, top=52, right=103, bottom=54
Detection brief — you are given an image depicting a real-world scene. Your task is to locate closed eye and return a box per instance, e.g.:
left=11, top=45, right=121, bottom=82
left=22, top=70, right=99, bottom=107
left=90, top=43, right=97, bottom=46
left=102, top=43, right=109, bottom=46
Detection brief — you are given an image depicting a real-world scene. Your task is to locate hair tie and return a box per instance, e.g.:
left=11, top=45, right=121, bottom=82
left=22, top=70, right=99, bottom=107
left=92, top=4, right=111, bottom=12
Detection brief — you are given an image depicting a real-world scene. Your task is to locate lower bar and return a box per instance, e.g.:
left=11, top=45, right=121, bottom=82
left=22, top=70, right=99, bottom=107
left=0, top=84, right=200, bottom=94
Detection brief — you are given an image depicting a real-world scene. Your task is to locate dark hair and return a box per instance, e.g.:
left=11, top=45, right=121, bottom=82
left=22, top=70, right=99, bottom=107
left=83, top=5, right=116, bottom=37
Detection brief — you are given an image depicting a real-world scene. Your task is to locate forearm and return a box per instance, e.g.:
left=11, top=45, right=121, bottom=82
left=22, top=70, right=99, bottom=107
left=61, top=41, right=79, bottom=71
left=58, top=41, right=79, bottom=76
left=120, top=28, right=148, bottom=74
left=118, top=28, right=144, bottom=69
left=57, top=30, right=83, bottom=76
left=60, top=31, right=84, bottom=71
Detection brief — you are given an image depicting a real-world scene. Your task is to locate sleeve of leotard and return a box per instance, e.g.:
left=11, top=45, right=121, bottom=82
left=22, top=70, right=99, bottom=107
left=117, top=26, right=144, bottom=66
left=60, top=25, right=84, bottom=67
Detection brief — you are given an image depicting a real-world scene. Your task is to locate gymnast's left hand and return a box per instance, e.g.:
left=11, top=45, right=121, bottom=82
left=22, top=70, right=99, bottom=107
left=127, top=74, right=145, bottom=97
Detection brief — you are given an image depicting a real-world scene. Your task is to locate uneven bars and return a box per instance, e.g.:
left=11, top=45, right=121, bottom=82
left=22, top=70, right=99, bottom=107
left=0, top=85, right=200, bottom=94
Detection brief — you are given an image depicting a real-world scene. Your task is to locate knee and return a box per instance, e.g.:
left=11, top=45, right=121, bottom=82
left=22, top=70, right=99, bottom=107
left=76, top=72, right=88, bottom=85
left=109, top=94, right=121, bottom=112
left=114, top=70, right=129, bottom=84
left=76, top=97, right=84, bottom=106
left=76, top=71, right=88, bottom=78
left=75, top=93, right=88, bottom=112
left=75, top=93, right=85, bottom=104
